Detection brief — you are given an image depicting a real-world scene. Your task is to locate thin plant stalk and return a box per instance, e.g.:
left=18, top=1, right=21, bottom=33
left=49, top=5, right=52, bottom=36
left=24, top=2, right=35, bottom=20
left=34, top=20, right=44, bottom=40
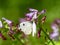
left=41, top=27, right=55, bottom=45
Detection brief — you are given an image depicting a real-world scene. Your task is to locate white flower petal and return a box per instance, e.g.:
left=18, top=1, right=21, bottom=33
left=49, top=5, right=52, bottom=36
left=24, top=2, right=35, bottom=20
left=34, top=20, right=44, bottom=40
left=29, top=8, right=38, bottom=12
left=0, top=21, right=3, bottom=28
left=32, top=12, right=37, bottom=19
left=32, top=21, right=36, bottom=36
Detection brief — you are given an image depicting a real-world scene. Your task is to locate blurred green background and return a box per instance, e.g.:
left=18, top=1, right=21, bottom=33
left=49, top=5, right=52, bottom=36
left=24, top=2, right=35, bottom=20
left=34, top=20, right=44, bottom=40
left=0, top=0, right=60, bottom=45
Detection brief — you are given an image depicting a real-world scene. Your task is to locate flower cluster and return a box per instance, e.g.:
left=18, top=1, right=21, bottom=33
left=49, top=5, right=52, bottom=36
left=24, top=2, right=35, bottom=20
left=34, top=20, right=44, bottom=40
left=0, top=8, right=46, bottom=40
left=50, top=19, right=60, bottom=40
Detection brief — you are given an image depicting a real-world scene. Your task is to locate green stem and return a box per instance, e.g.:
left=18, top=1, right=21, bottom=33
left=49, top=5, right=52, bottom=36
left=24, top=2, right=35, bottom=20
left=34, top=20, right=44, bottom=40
left=42, top=27, right=55, bottom=45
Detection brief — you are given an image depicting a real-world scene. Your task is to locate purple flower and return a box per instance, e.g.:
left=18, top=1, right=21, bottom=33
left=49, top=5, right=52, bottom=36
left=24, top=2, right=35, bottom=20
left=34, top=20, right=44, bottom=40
left=32, top=12, right=38, bottom=20
left=50, top=23, right=59, bottom=40
left=50, top=32, right=59, bottom=39
left=2, top=17, right=12, bottom=25
left=25, top=8, right=46, bottom=21
left=2, top=17, right=15, bottom=35
left=26, top=12, right=38, bottom=21
left=38, top=9, right=46, bottom=14
left=51, top=23, right=59, bottom=32
left=56, top=19, right=60, bottom=24
left=0, top=21, right=3, bottom=28
left=2, top=17, right=13, bottom=29
left=25, top=13, right=34, bottom=21
left=29, top=8, right=38, bottom=20
left=25, top=12, right=34, bottom=19
left=29, top=8, right=38, bottom=12
left=25, top=8, right=38, bottom=21
left=54, top=19, right=60, bottom=25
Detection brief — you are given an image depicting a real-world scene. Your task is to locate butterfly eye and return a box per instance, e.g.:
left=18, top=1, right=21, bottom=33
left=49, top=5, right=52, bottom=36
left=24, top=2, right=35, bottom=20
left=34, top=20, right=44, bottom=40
left=23, top=23, right=25, bottom=26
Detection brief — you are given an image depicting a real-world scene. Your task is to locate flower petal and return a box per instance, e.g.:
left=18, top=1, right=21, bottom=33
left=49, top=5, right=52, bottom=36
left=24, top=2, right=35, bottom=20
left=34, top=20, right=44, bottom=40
left=54, top=19, right=60, bottom=25
left=25, top=12, right=34, bottom=18
left=19, top=18, right=26, bottom=23
left=50, top=32, right=59, bottom=39
left=0, top=21, right=3, bottom=28
left=29, top=8, right=38, bottom=12
left=26, top=17, right=32, bottom=21
left=2, top=17, right=12, bottom=25
left=51, top=23, right=59, bottom=33
left=50, top=23, right=59, bottom=40
left=2, top=17, right=14, bottom=33
left=26, top=12, right=38, bottom=21
left=32, top=12, right=37, bottom=20
left=38, top=9, right=46, bottom=14
left=31, top=12, right=38, bottom=21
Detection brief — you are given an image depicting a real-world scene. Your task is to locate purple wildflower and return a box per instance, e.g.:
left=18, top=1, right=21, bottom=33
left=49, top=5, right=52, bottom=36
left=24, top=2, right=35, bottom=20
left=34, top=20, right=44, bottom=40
left=25, top=8, right=46, bottom=21
left=51, top=23, right=59, bottom=32
left=2, top=17, right=13, bottom=29
left=50, top=32, right=59, bottom=39
left=26, top=12, right=34, bottom=18
left=25, top=12, right=34, bottom=21
left=54, top=19, right=60, bottom=25
left=32, top=12, right=38, bottom=20
left=38, top=9, right=46, bottom=14
left=50, top=23, right=59, bottom=40
left=25, top=8, right=38, bottom=21
left=2, top=17, right=12, bottom=25
left=2, top=17, right=15, bottom=36
left=56, top=19, right=60, bottom=24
